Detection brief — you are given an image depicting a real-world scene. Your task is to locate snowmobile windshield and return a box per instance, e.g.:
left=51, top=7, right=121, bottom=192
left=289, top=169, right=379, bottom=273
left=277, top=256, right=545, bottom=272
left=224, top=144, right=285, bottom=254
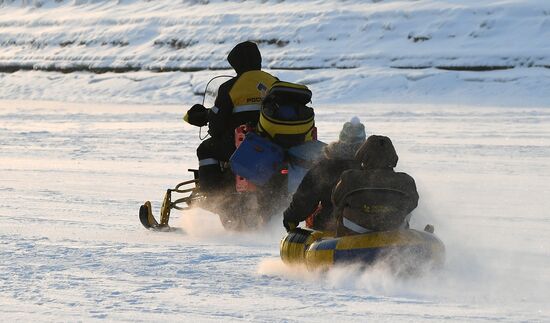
left=202, top=75, right=233, bottom=109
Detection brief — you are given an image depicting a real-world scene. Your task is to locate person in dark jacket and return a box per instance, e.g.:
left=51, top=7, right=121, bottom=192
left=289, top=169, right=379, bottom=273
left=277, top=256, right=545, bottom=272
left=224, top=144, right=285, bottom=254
left=283, top=117, right=366, bottom=232
left=185, top=41, right=278, bottom=194
left=331, top=135, right=419, bottom=236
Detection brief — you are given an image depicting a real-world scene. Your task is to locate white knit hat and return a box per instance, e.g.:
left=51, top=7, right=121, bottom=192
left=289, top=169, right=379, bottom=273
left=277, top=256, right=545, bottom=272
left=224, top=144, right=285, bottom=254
left=339, top=116, right=366, bottom=144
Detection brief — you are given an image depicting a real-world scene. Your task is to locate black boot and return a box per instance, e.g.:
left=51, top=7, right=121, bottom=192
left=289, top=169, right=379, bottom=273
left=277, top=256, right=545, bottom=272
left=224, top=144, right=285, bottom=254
left=198, top=164, right=223, bottom=195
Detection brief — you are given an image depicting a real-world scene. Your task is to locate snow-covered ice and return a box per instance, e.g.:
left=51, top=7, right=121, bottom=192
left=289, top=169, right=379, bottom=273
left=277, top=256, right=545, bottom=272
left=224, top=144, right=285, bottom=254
left=1, top=100, right=549, bottom=321
left=1, top=0, right=549, bottom=321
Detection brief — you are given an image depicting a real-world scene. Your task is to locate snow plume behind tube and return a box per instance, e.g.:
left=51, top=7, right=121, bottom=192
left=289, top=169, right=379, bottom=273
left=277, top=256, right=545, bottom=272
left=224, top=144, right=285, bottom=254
left=171, top=159, right=548, bottom=311
left=257, top=251, right=441, bottom=299
left=411, top=176, right=550, bottom=309
left=258, top=180, right=550, bottom=312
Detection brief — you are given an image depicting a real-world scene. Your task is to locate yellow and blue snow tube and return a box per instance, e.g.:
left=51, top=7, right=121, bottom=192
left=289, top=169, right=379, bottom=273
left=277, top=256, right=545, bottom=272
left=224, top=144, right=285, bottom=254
left=280, top=228, right=445, bottom=272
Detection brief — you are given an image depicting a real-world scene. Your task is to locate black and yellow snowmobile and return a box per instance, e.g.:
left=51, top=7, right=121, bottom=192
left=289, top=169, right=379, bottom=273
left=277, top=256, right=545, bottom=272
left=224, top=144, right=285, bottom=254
left=139, top=77, right=325, bottom=231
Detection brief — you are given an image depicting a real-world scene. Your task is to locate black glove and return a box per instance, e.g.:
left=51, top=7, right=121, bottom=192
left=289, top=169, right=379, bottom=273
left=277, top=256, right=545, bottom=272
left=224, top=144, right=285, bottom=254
left=186, top=104, right=208, bottom=127
left=283, top=218, right=297, bottom=232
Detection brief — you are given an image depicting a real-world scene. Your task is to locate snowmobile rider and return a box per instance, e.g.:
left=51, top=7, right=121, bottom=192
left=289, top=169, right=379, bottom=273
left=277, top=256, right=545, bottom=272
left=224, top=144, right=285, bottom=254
left=283, top=117, right=367, bottom=232
left=331, top=135, right=419, bottom=236
left=184, top=41, right=278, bottom=194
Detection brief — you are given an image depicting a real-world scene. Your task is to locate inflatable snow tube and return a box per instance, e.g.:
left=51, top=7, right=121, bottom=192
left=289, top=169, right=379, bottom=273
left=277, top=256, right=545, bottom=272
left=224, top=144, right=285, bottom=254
left=280, top=228, right=445, bottom=272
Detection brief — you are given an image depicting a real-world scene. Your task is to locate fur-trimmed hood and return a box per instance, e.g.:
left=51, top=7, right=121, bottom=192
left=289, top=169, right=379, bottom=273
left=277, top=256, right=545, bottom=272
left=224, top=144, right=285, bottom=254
left=323, top=141, right=363, bottom=160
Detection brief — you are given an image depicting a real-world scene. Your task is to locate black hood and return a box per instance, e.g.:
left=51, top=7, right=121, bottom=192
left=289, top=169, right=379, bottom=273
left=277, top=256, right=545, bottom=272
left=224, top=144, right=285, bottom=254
left=355, top=135, right=398, bottom=169
left=227, top=41, right=262, bottom=75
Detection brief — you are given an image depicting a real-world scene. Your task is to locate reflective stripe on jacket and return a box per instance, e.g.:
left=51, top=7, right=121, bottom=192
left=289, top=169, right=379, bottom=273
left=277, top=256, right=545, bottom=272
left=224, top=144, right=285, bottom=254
left=229, top=70, right=277, bottom=116
left=208, top=70, right=277, bottom=138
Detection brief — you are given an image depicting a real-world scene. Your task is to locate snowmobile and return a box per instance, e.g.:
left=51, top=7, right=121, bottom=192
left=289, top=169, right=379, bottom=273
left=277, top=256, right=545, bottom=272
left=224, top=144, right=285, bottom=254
left=139, top=77, right=324, bottom=231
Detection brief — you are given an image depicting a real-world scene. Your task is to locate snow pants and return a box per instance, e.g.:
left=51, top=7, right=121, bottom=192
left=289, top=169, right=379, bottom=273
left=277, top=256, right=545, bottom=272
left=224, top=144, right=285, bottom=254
left=196, top=136, right=235, bottom=193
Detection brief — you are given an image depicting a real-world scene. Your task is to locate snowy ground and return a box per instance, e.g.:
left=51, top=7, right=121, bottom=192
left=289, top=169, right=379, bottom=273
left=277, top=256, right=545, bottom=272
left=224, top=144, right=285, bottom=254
left=1, top=99, right=549, bottom=321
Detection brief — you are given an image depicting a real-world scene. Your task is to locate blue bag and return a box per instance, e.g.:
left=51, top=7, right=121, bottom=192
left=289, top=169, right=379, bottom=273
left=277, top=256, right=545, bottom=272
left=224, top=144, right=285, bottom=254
left=229, top=132, right=285, bottom=186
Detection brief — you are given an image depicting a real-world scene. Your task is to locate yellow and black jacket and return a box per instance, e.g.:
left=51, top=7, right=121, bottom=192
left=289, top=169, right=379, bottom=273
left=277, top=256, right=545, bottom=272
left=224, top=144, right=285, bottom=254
left=208, top=42, right=277, bottom=138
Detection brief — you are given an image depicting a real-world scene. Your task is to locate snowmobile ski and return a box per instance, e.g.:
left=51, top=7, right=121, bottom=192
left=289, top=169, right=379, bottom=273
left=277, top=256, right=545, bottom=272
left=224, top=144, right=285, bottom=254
left=139, top=176, right=202, bottom=231
left=139, top=201, right=170, bottom=231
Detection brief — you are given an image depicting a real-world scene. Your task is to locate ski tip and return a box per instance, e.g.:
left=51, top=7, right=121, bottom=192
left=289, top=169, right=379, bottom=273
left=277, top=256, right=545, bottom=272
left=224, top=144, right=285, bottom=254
left=139, top=201, right=160, bottom=229
left=139, top=203, right=153, bottom=229
left=139, top=201, right=171, bottom=231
